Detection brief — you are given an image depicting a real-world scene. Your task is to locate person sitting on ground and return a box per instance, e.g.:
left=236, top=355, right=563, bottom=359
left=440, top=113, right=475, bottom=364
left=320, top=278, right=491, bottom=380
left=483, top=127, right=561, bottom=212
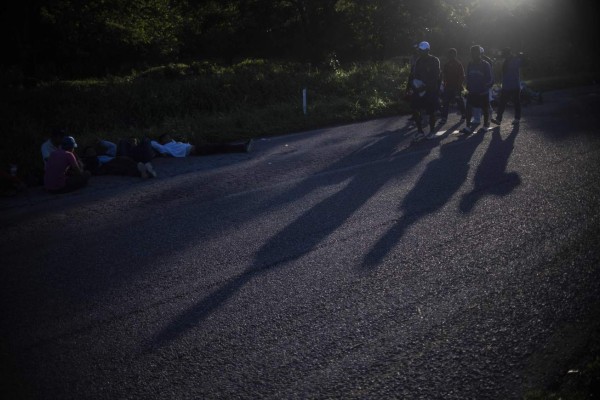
left=82, top=138, right=157, bottom=179
left=41, top=128, right=66, bottom=167
left=150, top=134, right=253, bottom=158
left=44, top=136, right=91, bottom=194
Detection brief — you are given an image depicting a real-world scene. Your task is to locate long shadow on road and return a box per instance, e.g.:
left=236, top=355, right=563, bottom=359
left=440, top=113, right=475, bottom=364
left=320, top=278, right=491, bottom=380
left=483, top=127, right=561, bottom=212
left=460, top=125, right=521, bottom=213
left=147, top=125, right=435, bottom=350
left=361, top=128, right=489, bottom=268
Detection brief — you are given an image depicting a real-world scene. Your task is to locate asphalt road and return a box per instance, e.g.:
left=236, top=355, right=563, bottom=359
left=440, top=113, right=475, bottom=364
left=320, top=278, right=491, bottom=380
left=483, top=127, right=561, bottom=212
left=2, top=86, right=600, bottom=399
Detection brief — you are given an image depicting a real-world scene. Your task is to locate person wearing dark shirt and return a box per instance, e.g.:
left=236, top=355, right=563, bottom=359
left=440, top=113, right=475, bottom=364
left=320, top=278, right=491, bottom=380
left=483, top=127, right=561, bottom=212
left=471, top=48, right=495, bottom=125
left=440, top=48, right=466, bottom=123
left=461, top=45, right=493, bottom=135
left=409, top=41, right=441, bottom=140
left=492, top=47, right=525, bottom=125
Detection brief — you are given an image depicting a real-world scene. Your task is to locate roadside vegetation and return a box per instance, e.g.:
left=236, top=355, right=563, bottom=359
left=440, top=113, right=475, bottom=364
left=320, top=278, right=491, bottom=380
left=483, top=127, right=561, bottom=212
left=2, top=58, right=598, bottom=185
left=1, top=59, right=409, bottom=181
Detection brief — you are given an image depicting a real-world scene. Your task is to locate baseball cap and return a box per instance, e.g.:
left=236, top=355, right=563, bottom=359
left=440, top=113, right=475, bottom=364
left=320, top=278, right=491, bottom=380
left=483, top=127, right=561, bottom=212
left=61, top=136, right=78, bottom=150
left=418, top=41, right=430, bottom=51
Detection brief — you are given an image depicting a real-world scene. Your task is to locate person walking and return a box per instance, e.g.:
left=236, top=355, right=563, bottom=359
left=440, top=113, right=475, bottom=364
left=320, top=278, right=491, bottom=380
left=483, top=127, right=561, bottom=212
left=409, top=41, right=441, bottom=140
left=461, top=45, right=493, bottom=135
left=492, top=47, right=525, bottom=125
left=471, top=47, right=494, bottom=125
left=440, top=48, right=466, bottom=124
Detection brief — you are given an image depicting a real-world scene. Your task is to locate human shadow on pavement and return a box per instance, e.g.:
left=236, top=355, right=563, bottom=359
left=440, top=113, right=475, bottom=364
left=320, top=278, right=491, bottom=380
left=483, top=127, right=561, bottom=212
left=361, top=129, right=488, bottom=268
left=459, top=125, right=521, bottom=213
left=147, top=125, right=434, bottom=350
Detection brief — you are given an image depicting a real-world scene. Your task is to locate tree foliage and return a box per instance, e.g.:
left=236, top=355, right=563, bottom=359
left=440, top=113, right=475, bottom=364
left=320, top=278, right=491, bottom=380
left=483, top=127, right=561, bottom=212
left=1, top=0, right=597, bottom=80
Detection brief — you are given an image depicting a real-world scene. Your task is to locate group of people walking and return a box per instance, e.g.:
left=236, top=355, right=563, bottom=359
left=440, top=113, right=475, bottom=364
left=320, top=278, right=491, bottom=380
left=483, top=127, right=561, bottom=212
left=407, top=41, right=525, bottom=140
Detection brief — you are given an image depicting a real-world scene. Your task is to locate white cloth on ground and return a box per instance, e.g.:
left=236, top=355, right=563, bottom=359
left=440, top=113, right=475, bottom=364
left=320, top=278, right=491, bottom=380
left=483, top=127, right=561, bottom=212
left=150, top=140, right=193, bottom=157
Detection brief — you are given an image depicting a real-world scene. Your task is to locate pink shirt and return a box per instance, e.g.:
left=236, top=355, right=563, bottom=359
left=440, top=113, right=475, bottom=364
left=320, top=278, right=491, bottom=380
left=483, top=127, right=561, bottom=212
left=44, top=149, right=79, bottom=190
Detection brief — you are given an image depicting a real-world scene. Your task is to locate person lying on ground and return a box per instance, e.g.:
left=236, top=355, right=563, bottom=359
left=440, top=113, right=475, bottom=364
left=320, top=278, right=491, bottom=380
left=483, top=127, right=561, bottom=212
left=44, top=136, right=91, bottom=194
left=81, top=138, right=157, bottom=179
left=150, top=134, right=253, bottom=158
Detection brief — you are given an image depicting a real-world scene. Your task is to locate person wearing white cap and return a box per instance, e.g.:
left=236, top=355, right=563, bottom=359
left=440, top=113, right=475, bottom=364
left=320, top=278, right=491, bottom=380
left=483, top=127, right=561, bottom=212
left=408, top=41, right=441, bottom=141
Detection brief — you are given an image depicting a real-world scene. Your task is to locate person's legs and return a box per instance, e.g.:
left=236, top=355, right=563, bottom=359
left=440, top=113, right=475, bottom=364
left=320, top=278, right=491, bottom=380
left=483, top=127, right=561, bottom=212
left=456, top=91, right=466, bottom=118
left=413, top=109, right=423, bottom=133
left=462, top=95, right=474, bottom=133
left=99, top=157, right=142, bottom=177
left=465, top=95, right=473, bottom=126
left=493, top=90, right=508, bottom=123
left=424, top=92, right=437, bottom=132
left=440, top=89, right=451, bottom=120
left=512, top=89, right=522, bottom=121
left=482, top=96, right=491, bottom=127
left=472, top=107, right=481, bottom=124
left=411, top=93, right=424, bottom=134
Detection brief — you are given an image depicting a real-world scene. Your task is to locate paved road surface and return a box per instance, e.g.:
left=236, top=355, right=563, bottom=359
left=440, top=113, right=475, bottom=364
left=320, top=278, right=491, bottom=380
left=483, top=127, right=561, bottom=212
left=2, top=86, right=600, bottom=399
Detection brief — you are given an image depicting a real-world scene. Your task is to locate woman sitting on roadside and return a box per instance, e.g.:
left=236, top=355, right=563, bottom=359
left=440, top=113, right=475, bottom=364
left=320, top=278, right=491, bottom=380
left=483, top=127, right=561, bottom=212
left=44, top=136, right=91, bottom=194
